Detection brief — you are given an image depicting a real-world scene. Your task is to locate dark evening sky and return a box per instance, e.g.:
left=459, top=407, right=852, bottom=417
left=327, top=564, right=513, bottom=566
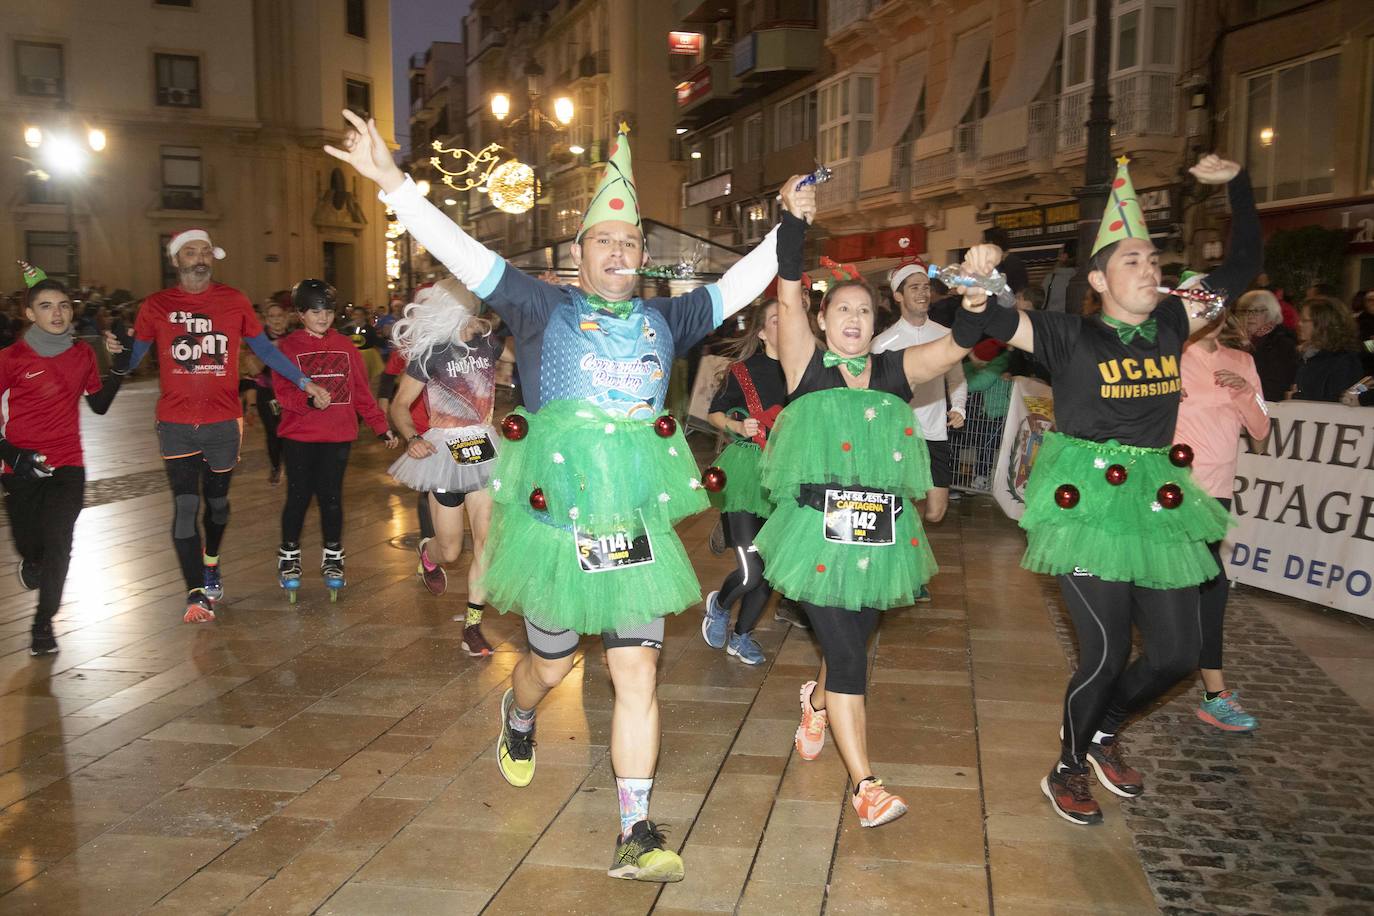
left=391, top=0, right=469, bottom=155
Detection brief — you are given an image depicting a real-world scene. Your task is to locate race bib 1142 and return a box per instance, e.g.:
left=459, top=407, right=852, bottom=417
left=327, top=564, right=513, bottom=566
left=823, top=489, right=896, bottom=546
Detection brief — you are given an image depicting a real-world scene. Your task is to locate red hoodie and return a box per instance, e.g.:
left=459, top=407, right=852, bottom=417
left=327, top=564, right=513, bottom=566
left=273, top=328, right=388, bottom=442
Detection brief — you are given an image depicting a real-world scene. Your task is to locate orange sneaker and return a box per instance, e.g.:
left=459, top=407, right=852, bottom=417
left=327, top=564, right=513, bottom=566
left=183, top=589, right=216, bottom=624
left=794, top=681, right=828, bottom=760
left=852, top=778, right=908, bottom=828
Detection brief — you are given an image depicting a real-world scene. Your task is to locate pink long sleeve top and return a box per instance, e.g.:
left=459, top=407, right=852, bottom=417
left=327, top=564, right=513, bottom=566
left=1175, top=342, right=1271, bottom=499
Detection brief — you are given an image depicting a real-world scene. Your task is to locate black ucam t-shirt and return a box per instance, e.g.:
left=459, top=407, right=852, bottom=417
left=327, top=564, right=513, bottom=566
left=1027, top=297, right=1189, bottom=448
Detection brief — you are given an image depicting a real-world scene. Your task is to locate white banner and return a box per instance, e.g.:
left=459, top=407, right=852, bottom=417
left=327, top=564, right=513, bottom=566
left=992, top=378, right=1056, bottom=521
left=1226, top=400, right=1374, bottom=618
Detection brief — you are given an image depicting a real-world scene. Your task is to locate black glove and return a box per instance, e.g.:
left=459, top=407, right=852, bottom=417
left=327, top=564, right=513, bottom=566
left=777, top=211, right=807, bottom=282
left=0, top=440, right=53, bottom=479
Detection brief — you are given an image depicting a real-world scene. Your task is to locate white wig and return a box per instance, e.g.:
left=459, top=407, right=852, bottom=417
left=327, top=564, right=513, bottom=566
left=391, top=278, right=491, bottom=366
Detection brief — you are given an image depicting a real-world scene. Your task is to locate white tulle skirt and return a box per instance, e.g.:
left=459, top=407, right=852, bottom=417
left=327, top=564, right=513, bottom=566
left=388, top=424, right=499, bottom=493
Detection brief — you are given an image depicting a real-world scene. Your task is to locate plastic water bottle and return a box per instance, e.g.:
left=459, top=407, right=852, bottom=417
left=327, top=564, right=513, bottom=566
left=927, top=264, right=1015, bottom=307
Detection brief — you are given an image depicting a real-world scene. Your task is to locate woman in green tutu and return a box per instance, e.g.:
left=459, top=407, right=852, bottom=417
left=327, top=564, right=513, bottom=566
left=760, top=191, right=1004, bottom=828
left=701, top=298, right=787, bottom=665
left=970, top=154, right=1260, bottom=826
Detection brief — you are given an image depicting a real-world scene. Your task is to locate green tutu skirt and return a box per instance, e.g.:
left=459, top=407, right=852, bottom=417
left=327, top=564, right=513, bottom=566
left=481, top=399, right=709, bottom=634
left=1020, top=432, right=1232, bottom=589
left=755, top=388, right=937, bottom=612
left=709, top=441, right=772, bottom=518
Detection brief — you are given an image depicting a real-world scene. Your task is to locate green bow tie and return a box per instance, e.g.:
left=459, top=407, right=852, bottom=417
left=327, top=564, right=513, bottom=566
left=823, top=350, right=869, bottom=377
left=1101, top=315, right=1158, bottom=345
left=586, top=294, right=636, bottom=320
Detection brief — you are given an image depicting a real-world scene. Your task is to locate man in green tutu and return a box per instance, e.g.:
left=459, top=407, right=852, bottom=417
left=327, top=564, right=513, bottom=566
left=327, top=111, right=814, bottom=882
left=970, top=154, right=1260, bottom=825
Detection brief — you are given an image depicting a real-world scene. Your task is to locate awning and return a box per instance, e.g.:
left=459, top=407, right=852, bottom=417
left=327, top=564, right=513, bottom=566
left=859, top=53, right=928, bottom=192
left=982, top=1, right=1064, bottom=156
left=914, top=26, right=992, bottom=159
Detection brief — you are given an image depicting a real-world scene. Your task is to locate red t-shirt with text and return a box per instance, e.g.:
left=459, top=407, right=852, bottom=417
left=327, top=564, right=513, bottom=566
left=0, top=340, right=102, bottom=470
left=135, top=283, right=262, bottom=424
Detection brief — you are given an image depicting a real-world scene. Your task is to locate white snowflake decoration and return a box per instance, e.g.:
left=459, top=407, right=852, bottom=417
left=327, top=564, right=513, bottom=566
left=857, top=557, right=870, bottom=570
left=658, top=492, right=671, bottom=503
left=552, top=452, right=565, bottom=464
left=689, top=478, right=702, bottom=489
left=1093, top=457, right=1108, bottom=469
left=864, top=407, right=877, bottom=421
left=492, top=479, right=502, bottom=491
left=893, top=451, right=903, bottom=462
left=1150, top=501, right=1163, bottom=513
left=604, top=423, right=616, bottom=435
left=668, top=446, right=679, bottom=457
left=569, top=507, right=581, bottom=520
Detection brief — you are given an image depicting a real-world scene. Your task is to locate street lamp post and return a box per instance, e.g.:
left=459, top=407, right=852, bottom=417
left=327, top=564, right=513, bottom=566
left=1066, top=0, right=1116, bottom=315
left=490, top=64, right=574, bottom=250
left=21, top=123, right=106, bottom=288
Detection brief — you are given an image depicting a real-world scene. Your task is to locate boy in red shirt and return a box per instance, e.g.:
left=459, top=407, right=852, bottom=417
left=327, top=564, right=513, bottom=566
left=127, top=230, right=332, bottom=622
left=2, top=264, right=128, bottom=655
left=272, top=280, right=398, bottom=598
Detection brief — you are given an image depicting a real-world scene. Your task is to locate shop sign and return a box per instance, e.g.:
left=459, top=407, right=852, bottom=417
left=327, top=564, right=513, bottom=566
left=993, top=186, right=1177, bottom=246
left=676, top=66, right=713, bottom=107
left=669, top=31, right=703, bottom=55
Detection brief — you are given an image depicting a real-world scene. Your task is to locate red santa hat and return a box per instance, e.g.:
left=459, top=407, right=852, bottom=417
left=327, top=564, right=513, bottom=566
left=167, top=228, right=226, bottom=261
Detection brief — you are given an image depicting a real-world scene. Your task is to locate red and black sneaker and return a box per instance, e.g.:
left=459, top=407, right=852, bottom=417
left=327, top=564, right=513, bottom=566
left=1041, top=764, right=1103, bottom=826
left=1086, top=739, right=1144, bottom=798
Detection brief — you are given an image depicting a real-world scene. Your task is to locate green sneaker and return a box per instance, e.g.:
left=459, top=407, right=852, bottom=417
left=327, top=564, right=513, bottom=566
left=496, top=688, right=536, bottom=787
left=608, top=820, right=684, bottom=882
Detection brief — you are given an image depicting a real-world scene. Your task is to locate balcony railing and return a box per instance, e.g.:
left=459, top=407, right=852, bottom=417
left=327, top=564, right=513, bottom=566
left=1058, top=72, right=1177, bottom=150
left=578, top=50, right=611, bottom=79
left=816, top=160, right=858, bottom=212
left=956, top=121, right=982, bottom=175
left=911, top=150, right=955, bottom=188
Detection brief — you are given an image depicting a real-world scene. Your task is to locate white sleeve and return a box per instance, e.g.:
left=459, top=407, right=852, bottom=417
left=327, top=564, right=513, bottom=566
left=946, top=359, right=968, bottom=414
left=379, top=176, right=500, bottom=291
left=716, top=225, right=780, bottom=320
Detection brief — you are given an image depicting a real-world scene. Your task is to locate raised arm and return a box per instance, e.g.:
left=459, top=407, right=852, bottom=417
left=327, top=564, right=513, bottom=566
left=774, top=192, right=816, bottom=391
left=1188, top=155, right=1259, bottom=336
left=326, top=111, right=500, bottom=294
left=902, top=244, right=1005, bottom=386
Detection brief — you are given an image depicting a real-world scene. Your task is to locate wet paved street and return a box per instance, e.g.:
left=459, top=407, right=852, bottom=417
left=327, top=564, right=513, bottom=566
left=1, top=380, right=1372, bottom=915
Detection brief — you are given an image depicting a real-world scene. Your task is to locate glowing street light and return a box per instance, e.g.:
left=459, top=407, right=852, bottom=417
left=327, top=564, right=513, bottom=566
left=553, top=96, right=575, bottom=126
left=24, top=126, right=42, bottom=148
left=87, top=128, right=107, bottom=152
left=568, top=144, right=585, bottom=156
left=490, top=92, right=511, bottom=121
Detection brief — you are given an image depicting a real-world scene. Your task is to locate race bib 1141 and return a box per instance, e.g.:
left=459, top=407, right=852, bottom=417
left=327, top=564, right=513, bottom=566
left=447, top=433, right=496, bottom=465
left=574, top=520, right=655, bottom=573
left=823, top=489, right=896, bottom=546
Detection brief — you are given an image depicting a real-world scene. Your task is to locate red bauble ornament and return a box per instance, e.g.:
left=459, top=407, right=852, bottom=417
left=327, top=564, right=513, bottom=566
left=1054, top=484, right=1081, bottom=509
left=529, top=487, right=547, bottom=511
left=1105, top=464, right=1128, bottom=486
left=1169, top=443, right=1194, bottom=468
left=1157, top=483, right=1184, bottom=509
left=654, top=415, right=678, bottom=438
left=702, top=466, right=727, bottom=493
left=501, top=413, right=529, bottom=441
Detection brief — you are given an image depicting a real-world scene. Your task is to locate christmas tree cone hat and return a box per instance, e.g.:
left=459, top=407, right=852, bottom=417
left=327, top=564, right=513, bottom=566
left=1091, top=157, right=1150, bottom=256
left=18, top=260, right=47, bottom=288
left=577, top=122, right=640, bottom=241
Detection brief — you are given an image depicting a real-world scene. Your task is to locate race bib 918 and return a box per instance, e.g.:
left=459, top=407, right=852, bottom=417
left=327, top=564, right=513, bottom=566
left=447, top=433, right=496, bottom=465
left=574, top=521, right=655, bottom=573
left=823, top=489, right=896, bottom=546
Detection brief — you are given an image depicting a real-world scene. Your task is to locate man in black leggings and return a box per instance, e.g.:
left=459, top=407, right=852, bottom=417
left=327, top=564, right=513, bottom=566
left=128, top=230, right=330, bottom=622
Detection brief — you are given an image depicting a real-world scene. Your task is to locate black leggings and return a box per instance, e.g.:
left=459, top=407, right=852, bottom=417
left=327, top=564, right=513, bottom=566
left=3, top=466, right=85, bottom=629
left=281, top=440, right=352, bottom=545
left=717, top=512, right=772, bottom=636
left=165, top=456, right=233, bottom=591
left=798, top=601, right=881, bottom=695
left=1057, top=573, right=1200, bottom=766
left=255, top=388, right=283, bottom=472
left=1198, top=497, right=1231, bottom=670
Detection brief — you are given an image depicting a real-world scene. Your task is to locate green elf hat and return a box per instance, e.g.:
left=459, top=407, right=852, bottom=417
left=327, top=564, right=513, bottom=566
left=577, top=122, right=640, bottom=241
left=17, top=260, right=47, bottom=288
left=1091, top=156, right=1150, bottom=256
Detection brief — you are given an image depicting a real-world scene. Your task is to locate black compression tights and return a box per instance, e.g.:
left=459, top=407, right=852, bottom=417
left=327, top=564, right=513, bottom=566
left=1057, top=573, right=1200, bottom=766
left=165, top=456, right=233, bottom=591
left=716, top=512, right=772, bottom=636
left=798, top=602, right=881, bottom=695
left=280, top=440, right=352, bottom=546
left=1198, top=497, right=1232, bottom=671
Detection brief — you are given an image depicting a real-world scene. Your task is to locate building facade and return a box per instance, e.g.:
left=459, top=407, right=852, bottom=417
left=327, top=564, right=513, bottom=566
left=403, top=40, right=467, bottom=290
left=2, top=0, right=396, bottom=307
left=461, top=0, right=683, bottom=260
